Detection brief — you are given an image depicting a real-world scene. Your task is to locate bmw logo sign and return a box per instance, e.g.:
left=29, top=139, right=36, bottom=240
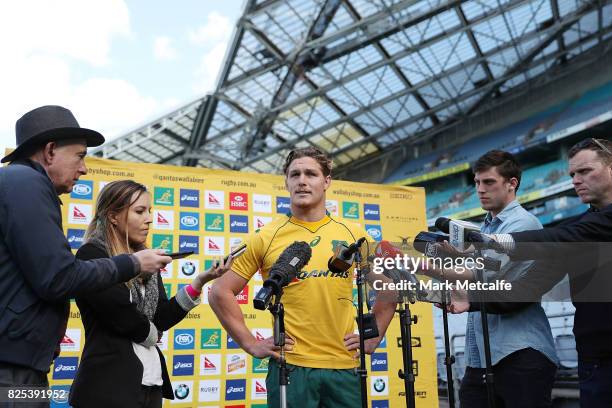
left=181, top=261, right=196, bottom=276
left=374, top=378, right=386, bottom=393
left=175, top=384, right=190, bottom=400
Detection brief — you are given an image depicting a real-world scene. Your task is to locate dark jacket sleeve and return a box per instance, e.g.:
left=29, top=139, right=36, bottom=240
left=468, top=257, right=568, bottom=314
left=152, top=275, right=189, bottom=331
left=0, top=167, right=136, bottom=301
left=510, top=208, right=612, bottom=260
left=76, top=244, right=151, bottom=343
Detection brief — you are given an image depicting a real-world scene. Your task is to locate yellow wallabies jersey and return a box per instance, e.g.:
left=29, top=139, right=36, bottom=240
left=232, top=214, right=368, bottom=369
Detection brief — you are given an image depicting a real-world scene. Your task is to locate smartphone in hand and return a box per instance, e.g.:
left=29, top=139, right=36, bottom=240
left=222, top=244, right=247, bottom=264
left=167, top=251, right=194, bottom=260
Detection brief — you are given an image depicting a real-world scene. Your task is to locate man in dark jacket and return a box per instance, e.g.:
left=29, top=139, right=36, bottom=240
left=452, top=138, right=612, bottom=407
left=0, top=106, right=171, bottom=399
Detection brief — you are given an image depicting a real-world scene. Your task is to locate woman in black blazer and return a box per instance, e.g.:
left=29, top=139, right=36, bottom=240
left=69, top=180, right=233, bottom=408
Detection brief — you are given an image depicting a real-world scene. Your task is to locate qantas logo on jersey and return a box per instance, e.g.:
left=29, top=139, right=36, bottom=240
left=295, top=269, right=350, bottom=280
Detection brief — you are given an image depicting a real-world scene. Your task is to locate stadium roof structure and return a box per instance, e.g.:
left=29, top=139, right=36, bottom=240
left=91, top=0, right=612, bottom=176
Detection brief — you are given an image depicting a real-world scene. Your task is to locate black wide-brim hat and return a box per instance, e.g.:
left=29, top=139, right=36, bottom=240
left=1, top=105, right=105, bottom=163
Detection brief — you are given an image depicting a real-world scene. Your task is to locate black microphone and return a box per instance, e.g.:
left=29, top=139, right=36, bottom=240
left=434, top=217, right=451, bottom=233
left=328, top=237, right=367, bottom=273
left=435, top=216, right=504, bottom=253
left=413, top=232, right=501, bottom=271
left=253, top=241, right=312, bottom=310
left=413, top=231, right=456, bottom=261
left=413, top=231, right=449, bottom=255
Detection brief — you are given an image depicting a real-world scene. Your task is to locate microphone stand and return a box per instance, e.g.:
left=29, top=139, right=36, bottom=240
left=353, top=241, right=369, bottom=408
left=440, top=283, right=456, bottom=407
left=473, top=248, right=496, bottom=408
left=269, top=291, right=288, bottom=408
left=396, top=284, right=417, bottom=407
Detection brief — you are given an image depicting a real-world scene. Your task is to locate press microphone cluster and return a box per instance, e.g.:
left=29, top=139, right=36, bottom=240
left=372, top=240, right=449, bottom=304
left=253, top=241, right=312, bottom=310
left=414, top=231, right=501, bottom=272
left=435, top=217, right=505, bottom=253
left=435, top=217, right=480, bottom=250
left=374, top=240, right=424, bottom=290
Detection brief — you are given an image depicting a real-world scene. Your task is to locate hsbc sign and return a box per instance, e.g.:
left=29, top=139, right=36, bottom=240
left=229, top=192, right=248, bottom=211
left=236, top=286, right=249, bottom=304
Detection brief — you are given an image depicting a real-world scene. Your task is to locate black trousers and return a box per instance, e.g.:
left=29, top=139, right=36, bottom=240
left=136, top=385, right=162, bottom=408
left=578, top=357, right=612, bottom=408
left=459, top=348, right=557, bottom=408
left=0, top=362, right=49, bottom=408
left=72, top=385, right=162, bottom=408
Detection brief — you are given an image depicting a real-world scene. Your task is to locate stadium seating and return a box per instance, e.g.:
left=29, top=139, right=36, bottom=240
left=386, top=81, right=612, bottom=185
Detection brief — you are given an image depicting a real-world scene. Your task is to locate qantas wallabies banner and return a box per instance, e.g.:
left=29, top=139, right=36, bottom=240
left=50, top=156, right=437, bottom=407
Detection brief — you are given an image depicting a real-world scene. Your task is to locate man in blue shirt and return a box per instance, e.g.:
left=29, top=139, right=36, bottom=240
left=455, top=138, right=612, bottom=407
left=434, top=150, right=558, bottom=407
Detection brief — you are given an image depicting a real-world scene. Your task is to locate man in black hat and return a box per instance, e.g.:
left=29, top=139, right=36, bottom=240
left=0, top=105, right=171, bottom=400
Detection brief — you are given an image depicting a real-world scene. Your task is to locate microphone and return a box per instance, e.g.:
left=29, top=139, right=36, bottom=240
left=436, top=217, right=505, bottom=253
left=413, top=231, right=501, bottom=272
left=435, top=217, right=481, bottom=251
left=328, top=237, right=367, bottom=274
left=375, top=240, right=422, bottom=287
left=373, top=240, right=446, bottom=304
left=253, top=241, right=312, bottom=310
left=413, top=231, right=449, bottom=252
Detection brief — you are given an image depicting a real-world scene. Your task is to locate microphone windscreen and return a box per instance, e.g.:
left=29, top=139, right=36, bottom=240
left=269, top=241, right=312, bottom=284
left=435, top=217, right=451, bottom=233
left=374, top=240, right=403, bottom=259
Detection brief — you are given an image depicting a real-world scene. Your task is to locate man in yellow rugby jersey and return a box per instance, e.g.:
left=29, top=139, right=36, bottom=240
left=209, top=147, right=396, bottom=407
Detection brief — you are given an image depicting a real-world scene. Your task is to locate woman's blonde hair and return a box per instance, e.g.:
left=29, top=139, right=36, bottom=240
left=85, top=180, right=149, bottom=256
